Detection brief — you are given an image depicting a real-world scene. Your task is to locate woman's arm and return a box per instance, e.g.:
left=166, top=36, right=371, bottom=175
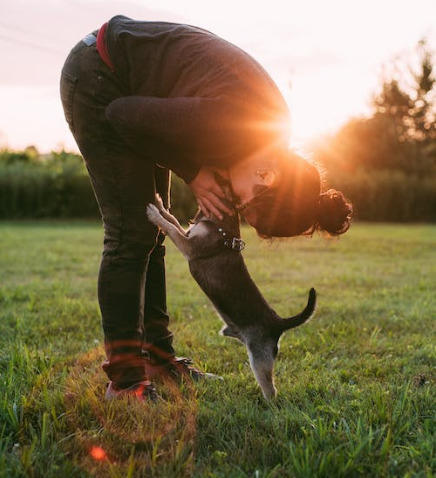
left=105, top=96, right=247, bottom=165
left=106, top=96, right=238, bottom=216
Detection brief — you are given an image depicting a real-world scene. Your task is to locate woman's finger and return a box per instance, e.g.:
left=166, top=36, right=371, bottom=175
left=201, top=196, right=223, bottom=219
left=210, top=182, right=226, bottom=198
left=207, top=193, right=234, bottom=216
left=197, top=198, right=209, bottom=217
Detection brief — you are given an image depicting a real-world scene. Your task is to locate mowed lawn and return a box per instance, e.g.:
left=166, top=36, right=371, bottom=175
left=0, top=221, right=434, bottom=477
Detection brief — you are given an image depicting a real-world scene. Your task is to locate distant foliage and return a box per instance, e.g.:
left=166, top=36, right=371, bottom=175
left=0, top=148, right=198, bottom=221
left=0, top=150, right=98, bottom=218
left=170, top=175, right=198, bottom=223
left=327, top=169, right=435, bottom=222
left=313, top=39, right=436, bottom=222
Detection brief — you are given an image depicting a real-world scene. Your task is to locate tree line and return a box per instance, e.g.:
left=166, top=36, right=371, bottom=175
left=0, top=148, right=197, bottom=222
left=311, top=39, right=435, bottom=221
left=0, top=40, right=434, bottom=222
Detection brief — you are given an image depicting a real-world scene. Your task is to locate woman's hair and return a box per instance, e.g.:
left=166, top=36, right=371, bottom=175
left=244, top=153, right=353, bottom=238
left=317, top=189, right=353, bottom=235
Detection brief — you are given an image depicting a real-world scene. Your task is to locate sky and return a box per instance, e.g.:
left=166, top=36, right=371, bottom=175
left=0, top=0, right=435, bottom=153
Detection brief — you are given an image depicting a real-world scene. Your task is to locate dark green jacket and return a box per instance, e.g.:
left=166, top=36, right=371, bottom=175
left=104, top=15, right=290, bottom=182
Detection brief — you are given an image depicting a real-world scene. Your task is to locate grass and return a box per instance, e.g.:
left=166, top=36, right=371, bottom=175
left=0, top=221, right=434, bottom=477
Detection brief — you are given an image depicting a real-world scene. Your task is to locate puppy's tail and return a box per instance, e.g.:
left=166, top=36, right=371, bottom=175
left=277, top=288, right=316, bottom=332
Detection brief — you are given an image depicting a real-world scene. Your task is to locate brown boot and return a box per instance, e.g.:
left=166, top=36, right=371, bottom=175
left=105, top=380, right=159, bottom=402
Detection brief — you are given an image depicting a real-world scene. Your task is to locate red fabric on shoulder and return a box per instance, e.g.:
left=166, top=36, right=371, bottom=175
left=97, top=22, right=115, bottom=71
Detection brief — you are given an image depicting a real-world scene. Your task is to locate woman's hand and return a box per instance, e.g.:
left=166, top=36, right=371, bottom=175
left=188, top=168, right=233, bottom=219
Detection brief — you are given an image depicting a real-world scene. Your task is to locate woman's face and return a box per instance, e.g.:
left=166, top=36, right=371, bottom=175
left=227, top=153, right=279, bottom=207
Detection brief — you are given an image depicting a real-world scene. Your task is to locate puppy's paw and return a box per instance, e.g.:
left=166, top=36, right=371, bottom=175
left=146, top=203, right=161, bottom=225
left=155, top=194, right=166, bottom=212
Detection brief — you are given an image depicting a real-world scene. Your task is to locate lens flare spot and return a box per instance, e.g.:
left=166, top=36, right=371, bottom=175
left=90, top=445, right=107, bottom=461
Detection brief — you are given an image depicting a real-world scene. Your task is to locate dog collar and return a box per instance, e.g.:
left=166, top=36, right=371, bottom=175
left=217, top=227, right=245, bottom=251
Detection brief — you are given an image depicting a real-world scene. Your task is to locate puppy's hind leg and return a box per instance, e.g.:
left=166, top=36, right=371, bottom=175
left=246, top=343, right=277, bottom=400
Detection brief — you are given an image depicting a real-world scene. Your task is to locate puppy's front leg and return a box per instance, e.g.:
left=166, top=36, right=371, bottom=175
left=146, top=204, right=193, bottom=259
left=155, top=194, right=186, bottom=235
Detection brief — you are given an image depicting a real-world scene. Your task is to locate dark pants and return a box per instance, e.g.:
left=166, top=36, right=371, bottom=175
left=60, top=38, right=175, bottom=387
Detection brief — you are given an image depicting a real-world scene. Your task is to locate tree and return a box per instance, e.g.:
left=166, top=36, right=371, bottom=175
left=409, top=40, right=436, bottom=143
left=374, top=40, right=436, bottom=144
left=310, top=40, right=436, bottom=222
left=370, top=39, right=436, bottom=174
left=314, top=38, right=435, bottom=176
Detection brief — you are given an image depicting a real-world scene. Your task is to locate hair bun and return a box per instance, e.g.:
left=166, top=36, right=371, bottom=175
left=317, top=189, right=353, bottom=235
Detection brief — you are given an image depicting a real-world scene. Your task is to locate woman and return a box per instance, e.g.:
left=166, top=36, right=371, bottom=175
left=60, top=15, right=352, bottom=401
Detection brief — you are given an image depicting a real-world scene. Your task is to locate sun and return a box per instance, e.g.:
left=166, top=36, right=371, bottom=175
left=290, top=65, right=377, bottom=147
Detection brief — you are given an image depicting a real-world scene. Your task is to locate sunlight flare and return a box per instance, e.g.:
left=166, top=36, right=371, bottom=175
left=89, top=445, right=107, bottom=461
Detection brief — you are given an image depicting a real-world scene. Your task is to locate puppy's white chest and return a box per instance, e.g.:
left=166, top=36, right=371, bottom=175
left=187, top=222, right=210, bottom=240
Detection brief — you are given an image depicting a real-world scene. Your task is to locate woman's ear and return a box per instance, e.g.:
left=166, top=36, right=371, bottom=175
left=256, top=168, right=277, bottom=187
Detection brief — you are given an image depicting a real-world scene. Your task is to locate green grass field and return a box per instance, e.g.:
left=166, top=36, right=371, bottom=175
left=0, top=221, right=434, bottom=477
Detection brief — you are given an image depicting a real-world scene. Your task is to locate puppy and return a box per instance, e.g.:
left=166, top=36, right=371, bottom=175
left=146, top=195, right=316, bottom=399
